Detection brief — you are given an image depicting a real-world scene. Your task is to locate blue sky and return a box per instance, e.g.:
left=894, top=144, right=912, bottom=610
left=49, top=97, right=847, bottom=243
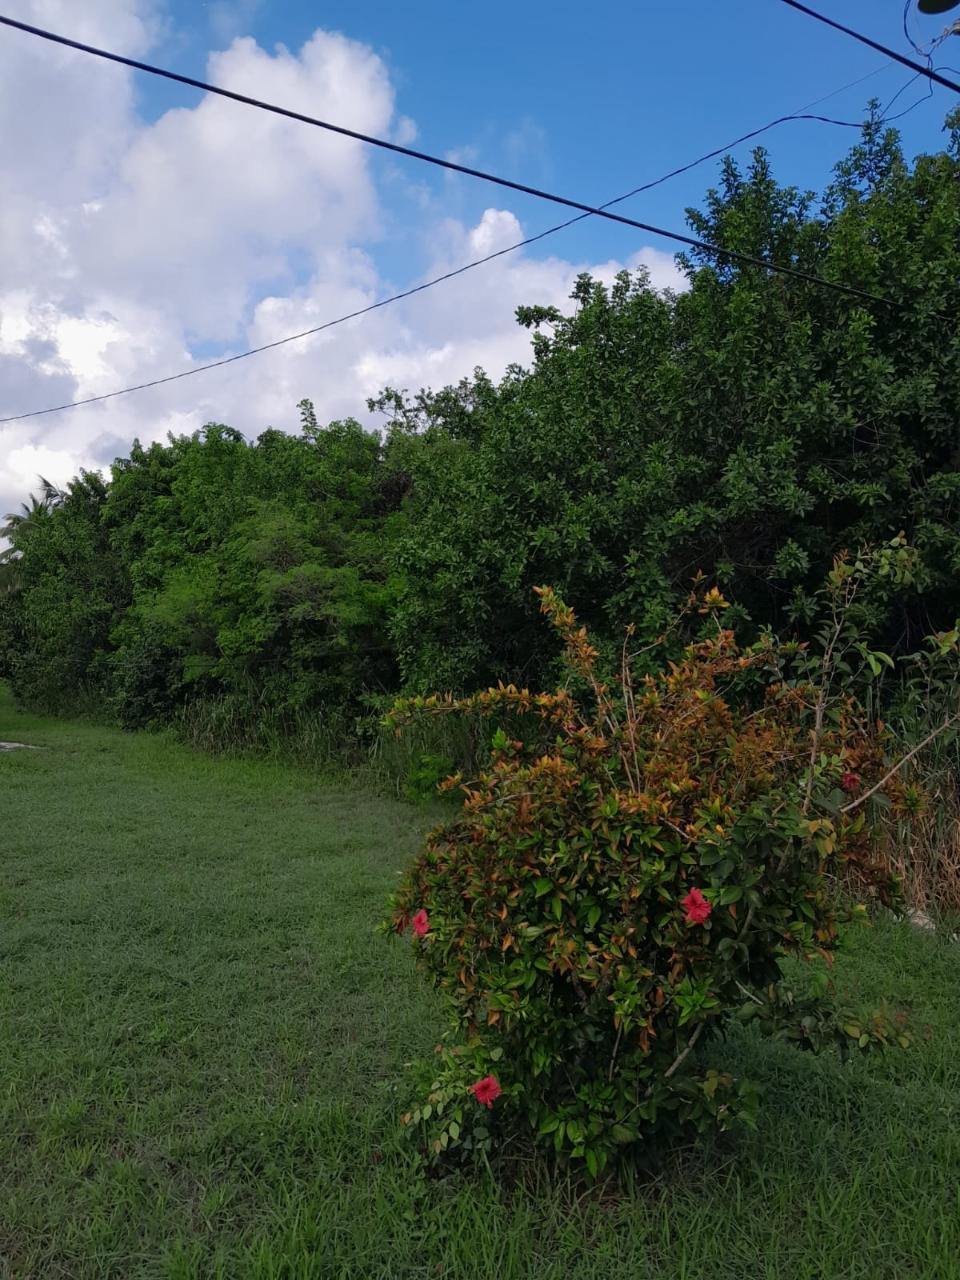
left=147, top=0, right=959, bottom=276
left=1, top=0, right=958, bottom=517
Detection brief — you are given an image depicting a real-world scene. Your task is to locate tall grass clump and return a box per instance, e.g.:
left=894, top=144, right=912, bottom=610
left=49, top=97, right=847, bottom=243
left=877, top=632, right=960, bottom=915
left=173, top=695, right=359, bottom=770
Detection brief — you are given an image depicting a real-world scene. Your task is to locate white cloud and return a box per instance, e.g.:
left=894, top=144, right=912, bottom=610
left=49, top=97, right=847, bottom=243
left=393, top=115, right=418, bottom=145
left=0, top=0, right=686, bottom=525
left=208, top=0, right=262, bottom=45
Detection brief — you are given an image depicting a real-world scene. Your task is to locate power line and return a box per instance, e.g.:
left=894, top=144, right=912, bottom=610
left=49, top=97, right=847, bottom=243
left=0, top=236, right=580, bottom=425
left=0, top=22, right=933, bottom=425
left=0, top=12, right=902, bottom=311
left=777, top=0, right=960, bottom=94
left=0, top=87, right=916, bottom=427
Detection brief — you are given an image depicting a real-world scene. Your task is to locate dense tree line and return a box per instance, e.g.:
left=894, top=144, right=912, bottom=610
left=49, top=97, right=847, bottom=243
left=2, top=113, right=958, bottom=747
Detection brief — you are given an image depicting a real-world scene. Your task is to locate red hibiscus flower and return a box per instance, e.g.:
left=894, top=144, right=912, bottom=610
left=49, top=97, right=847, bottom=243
left=841, top=771, right=861, bottom=794
left=682, top=887, right=712, bottom=925
left=411, top=909, right=430, bottom=938
left=469, top=1075, right=502, bottom=1108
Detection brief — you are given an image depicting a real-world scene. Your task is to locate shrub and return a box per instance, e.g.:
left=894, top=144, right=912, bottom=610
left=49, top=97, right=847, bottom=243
left=384, top=571, right=912, bottom=1175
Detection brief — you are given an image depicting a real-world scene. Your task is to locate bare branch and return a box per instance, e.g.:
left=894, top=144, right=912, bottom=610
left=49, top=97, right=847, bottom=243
left=663, top=1023, right=704, bottom=1081
left=840, top=711, right=960, bottom=815
left=736, top=980, right=764, bottom=1006
left=608, top=1022, right=624, bottom=1082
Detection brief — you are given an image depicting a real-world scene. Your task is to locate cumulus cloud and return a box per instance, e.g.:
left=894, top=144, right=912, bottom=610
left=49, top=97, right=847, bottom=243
left=0, top=0, right=686, bottom=523
left=207, top=0, right=262, bottom=46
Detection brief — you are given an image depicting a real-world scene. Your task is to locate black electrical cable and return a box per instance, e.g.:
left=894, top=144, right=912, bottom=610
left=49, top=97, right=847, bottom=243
left=0, top=96, right=917, bottom=427
left=0, top=231, right=589, bottom=425
left=0, top=11, right=903, bottom=311
left=0, top=17, right=937, bottom=424
left=777, top=0, right=960, bottom=94
left=904, top=0, right=927, bottom=59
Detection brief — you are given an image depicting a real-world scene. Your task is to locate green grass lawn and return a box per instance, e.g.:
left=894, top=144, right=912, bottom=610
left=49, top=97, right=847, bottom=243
left=2, top=687, right=959, bottom=1279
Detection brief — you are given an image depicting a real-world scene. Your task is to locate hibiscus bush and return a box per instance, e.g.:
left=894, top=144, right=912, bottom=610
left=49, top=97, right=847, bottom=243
left=384, top=560, right=913, bottom=1175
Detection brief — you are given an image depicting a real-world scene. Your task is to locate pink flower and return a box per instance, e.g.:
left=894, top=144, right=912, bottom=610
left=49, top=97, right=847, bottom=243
left=469, top=1075, right=502, bottom=1108
left=412, top=909, right=430, bottom=938
left=841, top=771, right=861, bottom=794
left=682, top=887, right=712, bottom=926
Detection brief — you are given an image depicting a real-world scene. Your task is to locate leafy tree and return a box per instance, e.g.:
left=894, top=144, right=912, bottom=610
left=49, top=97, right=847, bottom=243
left=105, top=415, right=401, bottom=728
left=388, top=110, right=960, bottom=693
left=1, top=473, right=126, bottom=709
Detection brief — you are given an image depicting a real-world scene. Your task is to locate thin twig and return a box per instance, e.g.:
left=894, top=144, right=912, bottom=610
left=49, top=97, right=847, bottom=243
left=840, top=711, right=960, bottom=814
left=608, top=1022, right=624, bottom=1082
left=736, top=980, right=764, bottom=1006
left=802, top=588, right=848, bottom=815
left=663, top=1023, right=704, bottom=1081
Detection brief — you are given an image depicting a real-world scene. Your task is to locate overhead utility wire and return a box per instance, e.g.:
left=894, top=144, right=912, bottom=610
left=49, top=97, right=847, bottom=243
left=777, top=0, right=960, bottom=94
left=894, top=0, right=960, bottom=112
left=0, top=12, right=903, bottom=311
left=0, top=65, right=917, bottom=426
left=903, top=0, right=928, bottom=60
left=0, top=24, right=935, bottom=425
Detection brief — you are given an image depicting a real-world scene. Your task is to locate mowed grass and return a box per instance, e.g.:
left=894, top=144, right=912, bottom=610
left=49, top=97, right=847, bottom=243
left=1, top=688, right=959, bottom=1279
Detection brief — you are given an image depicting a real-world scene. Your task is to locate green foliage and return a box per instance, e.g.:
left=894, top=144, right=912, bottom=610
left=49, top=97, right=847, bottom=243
left=402, top=751, right=456, bottom=804
left=384, top=582, right=907, bottom=1173
left=103, top=419, right=400, bottom=733
left=0, top=472, right=127, bottom=711
left=2, top=416, right=403, bottom=747
left=387, top=111, right=960, bottom=691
